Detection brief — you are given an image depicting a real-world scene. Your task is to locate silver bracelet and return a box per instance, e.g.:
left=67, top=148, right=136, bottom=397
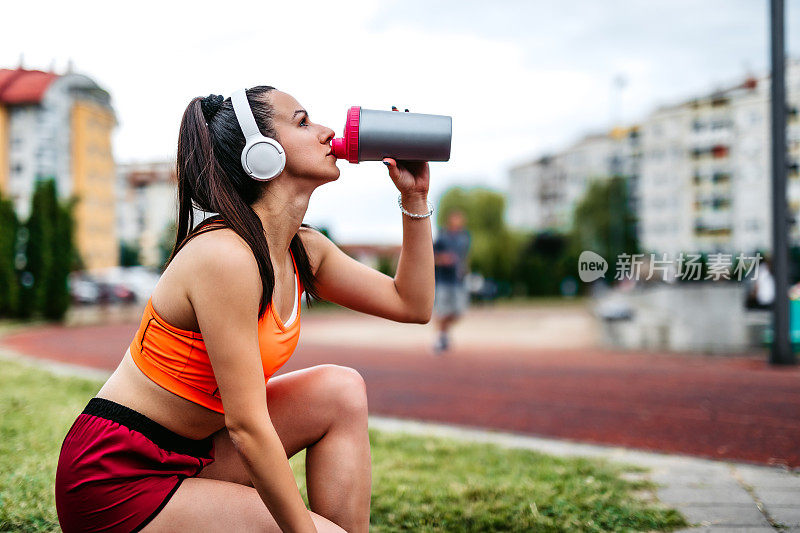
left=397, top=194, right=434, bottom=219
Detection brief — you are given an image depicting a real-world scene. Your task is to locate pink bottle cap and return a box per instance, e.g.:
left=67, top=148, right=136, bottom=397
left=331, top=106, right=361, bottom=163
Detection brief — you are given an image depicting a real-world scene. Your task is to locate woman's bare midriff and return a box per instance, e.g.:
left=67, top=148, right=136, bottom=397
left=95, top=348, right=227, bottom=439
left=94, top=233, right=233, bottom=439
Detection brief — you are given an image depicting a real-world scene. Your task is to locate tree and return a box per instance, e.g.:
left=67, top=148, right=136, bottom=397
left=22, top=181, right=53, bottom=318
left=0, top=192, right=19, bottom=317
left=376, top=255, right=397, bottom=277
left=569, top=176, right=638, bottom=280
left=24, top=179, right=76, bottom=320
left=45, top=196, right=77, bottom=319
left=515, top=231, right=580, bottom=296
left=158, top=219, right=177, bottom=272
left=120, top=239, right=142, bottom=267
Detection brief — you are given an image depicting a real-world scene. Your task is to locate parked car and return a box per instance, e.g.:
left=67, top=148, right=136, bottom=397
left=69, top=273, right=138, bottom=305
left=70, top=277, right=100, bottom=305
left=94, top=281, right=137, bottom=304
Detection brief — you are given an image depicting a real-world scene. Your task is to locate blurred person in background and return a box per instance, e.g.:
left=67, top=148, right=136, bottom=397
left=433, top=209, right=471, bottom=354
left=54, top=87, right=434, bottom=533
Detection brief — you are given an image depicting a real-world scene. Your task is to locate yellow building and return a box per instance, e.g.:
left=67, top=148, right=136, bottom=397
left=0, top=105, right=8, bottom=194
left=0, top=67, right=117, bottom=272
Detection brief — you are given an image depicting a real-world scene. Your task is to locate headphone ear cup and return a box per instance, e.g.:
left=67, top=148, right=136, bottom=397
left=244, top=140, right=286, bottom=181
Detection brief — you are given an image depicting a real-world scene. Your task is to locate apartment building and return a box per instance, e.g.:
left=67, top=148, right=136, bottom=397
left=640, top=61, right=800, bottom=255
left=509, top=60, right=800, bottom=257
left=117, top=161, right=180, bottom=268
left=507, top=128, right=640, bottom=233
left=0, top=66, right=117, bottom=271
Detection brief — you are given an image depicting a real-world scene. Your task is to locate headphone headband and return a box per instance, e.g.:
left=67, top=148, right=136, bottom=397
left=231, top=89, right=262, bottom=140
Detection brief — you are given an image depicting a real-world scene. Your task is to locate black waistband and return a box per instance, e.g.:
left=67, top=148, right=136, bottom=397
left=83, top=397, right=214, bottom=457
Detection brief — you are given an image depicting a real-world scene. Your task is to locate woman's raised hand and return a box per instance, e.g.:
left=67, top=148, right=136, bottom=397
left=383, top=158, right=430, bottom=197
left=382, top=106, right=430, bottom=198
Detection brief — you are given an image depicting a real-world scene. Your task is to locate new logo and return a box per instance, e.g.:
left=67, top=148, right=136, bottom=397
left=578, top=251, right=608, bottom=282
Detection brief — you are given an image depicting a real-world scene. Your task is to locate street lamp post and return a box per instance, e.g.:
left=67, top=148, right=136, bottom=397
left=770, top=0, right=795, bottom=365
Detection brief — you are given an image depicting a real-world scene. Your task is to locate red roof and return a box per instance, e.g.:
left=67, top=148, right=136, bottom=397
left=0, top=68, right=59, bottom=105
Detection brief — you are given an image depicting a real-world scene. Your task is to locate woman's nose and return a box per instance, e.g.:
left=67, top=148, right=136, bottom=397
left=320, top=126, right=335, bottom=143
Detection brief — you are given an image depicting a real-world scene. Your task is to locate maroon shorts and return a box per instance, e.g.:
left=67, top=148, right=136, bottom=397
left=55, top=397, right=215, bottom=533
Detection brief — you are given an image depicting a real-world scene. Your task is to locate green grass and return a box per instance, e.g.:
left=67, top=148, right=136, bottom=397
left=0, top=359, right=100, bottom=533
left=1, top=358, right=686, bottom=532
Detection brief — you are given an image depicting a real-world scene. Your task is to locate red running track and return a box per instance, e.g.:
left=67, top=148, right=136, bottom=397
left=2, top=322, right=799, bottom=468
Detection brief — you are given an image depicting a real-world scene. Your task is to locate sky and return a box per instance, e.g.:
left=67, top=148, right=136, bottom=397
left=2, top=0, right=799, bottom=243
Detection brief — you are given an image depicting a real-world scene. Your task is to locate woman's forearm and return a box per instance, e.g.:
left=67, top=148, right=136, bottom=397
left=228, top=423, right=317, bottom=532
left=393, top=191, right=435, bottom=322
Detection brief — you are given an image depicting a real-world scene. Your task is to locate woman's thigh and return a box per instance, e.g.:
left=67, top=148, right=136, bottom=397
left=142, top=477, right=345, bottom=532
left=197, top=363, right=367, bottom=485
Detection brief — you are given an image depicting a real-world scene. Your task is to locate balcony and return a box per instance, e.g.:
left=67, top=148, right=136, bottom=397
left=711, top=197, right=731, bottom=209
left=789, top=160, right=799, bottom=180
left=711, top=96, right=730, bottom=108
left=712, top=145, right=729, bottom=158
left=694, top=202, right=733, bottom=231
left=694, top=222, right=732, bottom=237
left=690, top=119, right=733, bottom=146
left=690, top=144, right=730, bottom=160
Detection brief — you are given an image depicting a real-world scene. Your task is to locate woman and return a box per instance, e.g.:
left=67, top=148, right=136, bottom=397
left=55, top=86, right=434, bottom=533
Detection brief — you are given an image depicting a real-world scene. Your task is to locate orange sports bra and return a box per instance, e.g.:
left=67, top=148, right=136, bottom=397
left=129, top=250, right=303, bottom=414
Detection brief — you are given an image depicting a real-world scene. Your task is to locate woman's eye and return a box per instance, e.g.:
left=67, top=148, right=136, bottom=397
left=300, top=117, right=309, bottom=127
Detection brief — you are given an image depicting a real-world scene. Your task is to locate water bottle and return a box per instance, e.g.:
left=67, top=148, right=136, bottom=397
left=331, top=106, right=452, bottom=163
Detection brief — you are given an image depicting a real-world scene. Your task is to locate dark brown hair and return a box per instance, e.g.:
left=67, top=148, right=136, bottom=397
left=166, top=86, right=320, bottom=319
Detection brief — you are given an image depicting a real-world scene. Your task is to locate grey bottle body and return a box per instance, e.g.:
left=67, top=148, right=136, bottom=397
left=358, top=109, right=452, bottom=162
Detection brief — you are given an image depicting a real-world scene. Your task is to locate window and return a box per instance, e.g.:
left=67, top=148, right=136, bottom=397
left=652, top=124, right=663, bottom=137
left=746, top=219, right=761, bottom=231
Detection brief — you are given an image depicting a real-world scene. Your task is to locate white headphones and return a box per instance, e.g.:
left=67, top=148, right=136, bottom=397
left=231, top=88, right=286, bottom=181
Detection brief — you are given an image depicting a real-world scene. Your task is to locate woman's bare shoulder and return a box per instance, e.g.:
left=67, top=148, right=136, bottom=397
left=183, top=227, right=251, bottom=256
left=176, top=228, right=261, bottom=297
left=187, top=228, right=256, bottom=267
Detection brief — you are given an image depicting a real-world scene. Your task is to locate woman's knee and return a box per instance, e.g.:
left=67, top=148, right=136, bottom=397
left=315, top=364, right=368, bottom=418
